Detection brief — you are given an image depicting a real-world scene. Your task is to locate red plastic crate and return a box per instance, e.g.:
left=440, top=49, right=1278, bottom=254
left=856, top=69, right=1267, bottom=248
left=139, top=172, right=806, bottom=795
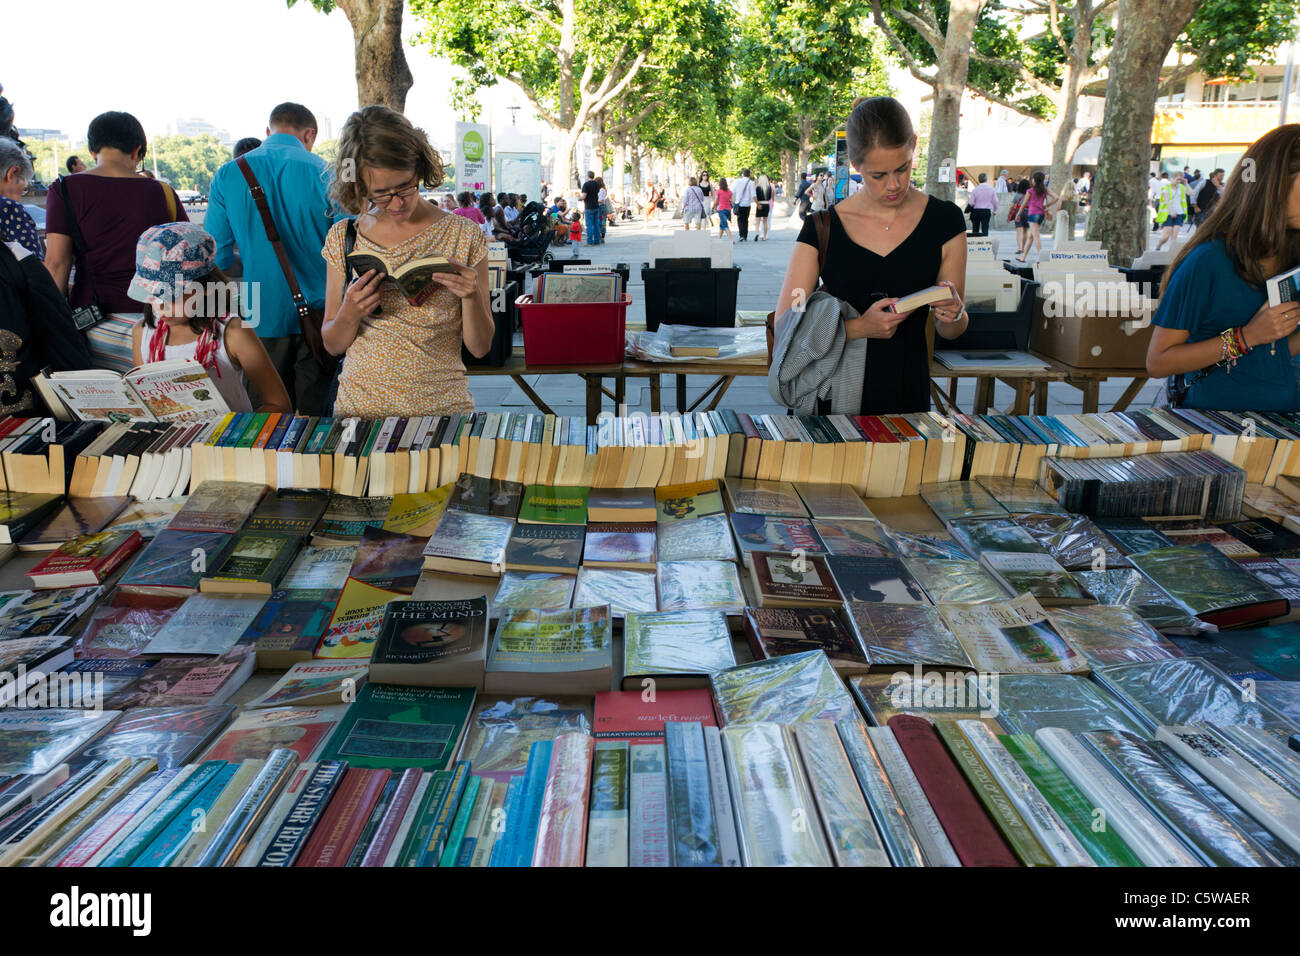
left=518, top=294, right=630, bottom=366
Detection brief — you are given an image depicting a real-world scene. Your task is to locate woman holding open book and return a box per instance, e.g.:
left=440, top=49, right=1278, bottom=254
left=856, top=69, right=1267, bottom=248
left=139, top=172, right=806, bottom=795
left=773, top=96, right=968, bottom=415
left=1146, top=124, right=1300, bottom=412
left=321, top=106, right=494, bottom=418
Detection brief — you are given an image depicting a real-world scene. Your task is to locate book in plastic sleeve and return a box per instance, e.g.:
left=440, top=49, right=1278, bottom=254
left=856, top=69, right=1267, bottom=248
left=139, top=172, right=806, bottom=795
left=811, top=518, right=897, bottom=557
left=531, top=732, right=595, bottom=867
left=823, top=554, right=928, bottom=604
left=1034, top=727, right=1201, bottom=866
left=655, top=481, right=724, bottom=522
left=586, top=740, right=630, bottom=867
left=981, top=673, right=1146, bottom=739
left=847, top=672, right=996, bottom=729
left=628, top=742, right=670, bottom=867
left=978, top=551, right=1094, bottom=606
left=938, top=594, right=1090, bottom=675
left=277, top=544, right=357, bottom=591
left=656, top=560, right=744, bottom=613
left=573, top=567, right=656, bottom=618
left=656, top=513, right=736, bottom=562
left=1092, top=657, right=1297, bottom=736
left=205, top=705, right=347, bottom=763
left=1014, top=511, right=1128, bottom=571
left=504, top=522, right=585, bottom=574
left=247, top=661, right=369, bottom=709
left=793, top=721, right=891, bottom=867
left=862, top=724, right=961, bottom=866
left=920, top=481, right=1006, bottom=521
left=701, top=726, right=742, bottom=867
left=835, top=720, right=929, bottom=866
left=461, top=695, right=592, bottom=782
left=1079, top=729, right=1280, bottom=867
left=491, top=571, right=576, bottom=613
left=76, top=705, right=233, bottom=770
left=743, top=606, right=869, bottom=673
left=711, top=650, right=858, bottom=726
left=486, top=605, right=613, bottom=695
left=663, top=721, right=721, bottom=867
left=0, top=709, right=120, bottom=776
left=723, top=477, right=807, bottom=516
left=1073, top=568, right=1215, bottom=635
left=145, top=593, right=265, bottom=656
left=903, top=557, right=1008, bottom=604
left=1047, top=605, right=1182, bottom=666
left=623, top=609, right=735, bottom=691
left=844, top=602, right=973, bottom=669
left=721, top=722, right=833, bottom=866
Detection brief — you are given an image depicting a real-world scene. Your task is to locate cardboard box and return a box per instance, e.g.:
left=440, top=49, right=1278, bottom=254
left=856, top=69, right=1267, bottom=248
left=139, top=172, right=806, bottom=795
left=1030, top=287, right=1154, bottom=369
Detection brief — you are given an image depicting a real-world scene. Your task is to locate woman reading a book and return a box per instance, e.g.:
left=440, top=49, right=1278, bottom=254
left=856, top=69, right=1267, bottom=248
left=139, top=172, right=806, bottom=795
left=1146, top=124, right=1300, bottom=412
left=773, top=96, right=968, bottom=415
left=127, top=222, right=291, bottom=415
left=321, top=107, right=494, bottom=417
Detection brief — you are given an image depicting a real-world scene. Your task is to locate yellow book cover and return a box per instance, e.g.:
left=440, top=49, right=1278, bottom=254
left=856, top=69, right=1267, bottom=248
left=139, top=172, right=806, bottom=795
left=315, top=578, right=410, bottom=659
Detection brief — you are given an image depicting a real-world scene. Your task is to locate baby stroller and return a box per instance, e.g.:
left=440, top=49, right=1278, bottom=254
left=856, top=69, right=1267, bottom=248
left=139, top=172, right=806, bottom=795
left=504, top=202, right=555, bottom=265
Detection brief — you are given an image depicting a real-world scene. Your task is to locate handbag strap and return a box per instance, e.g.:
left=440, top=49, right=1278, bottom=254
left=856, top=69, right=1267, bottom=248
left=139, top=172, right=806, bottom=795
left=813, top=208, right=831, bottom=276
left=161, top=181, right=177, bottom=221
left=235, top=156, right=312, bottom=324
left=56, top=177, right=101, bottom=307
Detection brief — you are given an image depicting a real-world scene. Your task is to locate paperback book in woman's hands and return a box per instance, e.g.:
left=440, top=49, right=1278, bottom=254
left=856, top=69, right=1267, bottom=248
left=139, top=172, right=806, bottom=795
left=345, top=250, right=455, bottom=306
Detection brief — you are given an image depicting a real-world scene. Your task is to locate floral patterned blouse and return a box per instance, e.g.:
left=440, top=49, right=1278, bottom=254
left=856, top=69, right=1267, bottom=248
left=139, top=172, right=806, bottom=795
left=323, top=211, right=487, bottom=417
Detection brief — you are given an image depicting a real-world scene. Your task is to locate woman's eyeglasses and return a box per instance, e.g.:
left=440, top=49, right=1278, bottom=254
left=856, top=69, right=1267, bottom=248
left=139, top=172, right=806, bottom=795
left=367, top=180, right=420, bottom=207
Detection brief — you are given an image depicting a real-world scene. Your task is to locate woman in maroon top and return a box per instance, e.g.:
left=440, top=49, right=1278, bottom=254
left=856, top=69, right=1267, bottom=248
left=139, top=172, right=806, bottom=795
left=44, top=111, right=187, bottom=371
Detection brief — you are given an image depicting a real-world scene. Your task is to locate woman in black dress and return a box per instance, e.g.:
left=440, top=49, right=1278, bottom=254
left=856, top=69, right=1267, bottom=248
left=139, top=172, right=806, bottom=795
left=774, top=96, right=968, bottom=414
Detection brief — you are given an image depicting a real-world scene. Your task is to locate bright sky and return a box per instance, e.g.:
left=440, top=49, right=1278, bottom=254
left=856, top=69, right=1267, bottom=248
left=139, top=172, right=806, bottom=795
left=7, top=0, right=547, bottom=148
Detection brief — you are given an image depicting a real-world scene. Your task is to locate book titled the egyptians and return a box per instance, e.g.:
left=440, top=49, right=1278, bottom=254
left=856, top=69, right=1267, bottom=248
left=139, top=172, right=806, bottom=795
left=41, top=359, right=231, bottom=423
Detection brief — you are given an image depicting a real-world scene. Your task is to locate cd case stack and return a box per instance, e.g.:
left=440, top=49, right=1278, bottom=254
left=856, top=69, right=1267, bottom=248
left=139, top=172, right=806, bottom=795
left=1039, top=451, right=1245, bottom=520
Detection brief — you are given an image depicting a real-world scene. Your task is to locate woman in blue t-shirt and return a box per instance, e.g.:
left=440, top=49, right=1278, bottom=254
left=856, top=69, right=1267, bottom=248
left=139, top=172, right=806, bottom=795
left=1147, top=124, right=1300, bottom=412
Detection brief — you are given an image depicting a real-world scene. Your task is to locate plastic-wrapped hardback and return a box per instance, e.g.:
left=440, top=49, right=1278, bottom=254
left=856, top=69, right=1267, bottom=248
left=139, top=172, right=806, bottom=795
left=793, top=721, right=891, bottom=867
left=1034, top=728, right=1201, bottom=866
left=835, top=721, right=930, bottom=866
left=721, top=722, right=832, bottom=866
left=1079, top=729, right=1280, bottom=867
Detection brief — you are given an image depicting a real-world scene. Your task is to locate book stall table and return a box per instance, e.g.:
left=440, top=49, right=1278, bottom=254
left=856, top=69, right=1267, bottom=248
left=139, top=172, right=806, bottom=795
left=620, top=358, right=767, bottom=414
left=1029, top=353, right=1151, bottom=415
left=932, top=358, right=1070, bottom=417
left=465, top=355, right=624, bottom=426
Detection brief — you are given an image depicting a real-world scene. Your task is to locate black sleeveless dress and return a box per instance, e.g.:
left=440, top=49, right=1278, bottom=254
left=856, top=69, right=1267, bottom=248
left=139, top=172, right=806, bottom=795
left=796, top=194, right=966, bottom=414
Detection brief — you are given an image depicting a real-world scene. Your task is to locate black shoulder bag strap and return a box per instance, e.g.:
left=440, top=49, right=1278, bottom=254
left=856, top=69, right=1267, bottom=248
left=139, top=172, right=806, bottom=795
left=57, top=177, right=102, bottom=309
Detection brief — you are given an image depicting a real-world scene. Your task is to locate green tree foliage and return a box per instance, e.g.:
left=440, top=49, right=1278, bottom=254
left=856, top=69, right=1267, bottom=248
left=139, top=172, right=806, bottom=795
left=150, top=136, right=232, bottom=192
left=734, top=1, right=893, bottom=185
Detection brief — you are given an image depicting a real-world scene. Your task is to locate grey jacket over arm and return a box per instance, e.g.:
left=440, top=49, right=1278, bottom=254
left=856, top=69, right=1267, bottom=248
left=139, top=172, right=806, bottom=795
left=767, top=290, right=867, bottom=415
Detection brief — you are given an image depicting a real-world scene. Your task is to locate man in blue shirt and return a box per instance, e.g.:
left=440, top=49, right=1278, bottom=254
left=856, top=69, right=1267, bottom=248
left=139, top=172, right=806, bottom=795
left=205, top=102, right=338, bottom=414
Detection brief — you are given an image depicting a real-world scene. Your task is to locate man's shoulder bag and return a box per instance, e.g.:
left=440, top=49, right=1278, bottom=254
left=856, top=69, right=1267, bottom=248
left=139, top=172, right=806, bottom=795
left=235, top=156, right=331, bottom=368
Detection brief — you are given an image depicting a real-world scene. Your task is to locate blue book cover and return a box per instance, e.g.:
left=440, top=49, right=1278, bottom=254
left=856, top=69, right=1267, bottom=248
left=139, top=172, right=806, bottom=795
left=215, top=413, right=250, bottom=448
left=130, top=762, right=238, bottom=867
left=101, top=761, right=225, bottom=866
left=489, top=775, right=525, bottom=867
left=510, top=740, right=554, bottom=867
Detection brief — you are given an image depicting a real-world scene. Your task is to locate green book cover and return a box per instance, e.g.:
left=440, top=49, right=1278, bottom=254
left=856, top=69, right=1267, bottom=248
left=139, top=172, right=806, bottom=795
left=419, top=760, right=471, bottom=866
left=518, top=485, right=589, bottom=524
left=316, top=683, right=477, bottom=772
left=204, top=529, right=301, bottom=588
left=439, top=773, right=483, bottom=867
left=1000, top=733, right=1142, bottom=867
left=934, top=721, right=1053, bottom=867
left=396, top=769, right=451, bottom=866
left=236, top=413, right=270, bottom=448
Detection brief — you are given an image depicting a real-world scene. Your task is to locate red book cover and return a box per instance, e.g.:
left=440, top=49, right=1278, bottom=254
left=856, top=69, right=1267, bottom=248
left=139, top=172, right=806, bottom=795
left=887, top=715, right=1020, bottom=867
left=593, top=689, right=717, bottom=743
left=361, top=768, right=423, bottom=866
left=0, top=417, right=29, bottom=440
left=852, top=416, right=898, bottom=444
left=296, top=767, right=392, bottom=867
left=735, top=413, right=760, bottom=439
left=27, top=529, right=143, bottom=583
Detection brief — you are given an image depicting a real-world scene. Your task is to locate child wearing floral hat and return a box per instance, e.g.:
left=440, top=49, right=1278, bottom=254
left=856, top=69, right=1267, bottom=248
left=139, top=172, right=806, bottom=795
left=127, top=222, right=291, bottom=414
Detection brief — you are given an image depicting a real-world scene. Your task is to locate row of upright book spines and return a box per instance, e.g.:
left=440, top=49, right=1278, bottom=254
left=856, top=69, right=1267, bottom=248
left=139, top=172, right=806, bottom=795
left=11, top=405, right=1300, bottom=496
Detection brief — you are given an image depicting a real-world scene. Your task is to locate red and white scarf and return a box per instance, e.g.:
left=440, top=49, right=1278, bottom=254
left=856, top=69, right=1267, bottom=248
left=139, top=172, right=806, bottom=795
left=148, top=317, right=224, bottom=378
